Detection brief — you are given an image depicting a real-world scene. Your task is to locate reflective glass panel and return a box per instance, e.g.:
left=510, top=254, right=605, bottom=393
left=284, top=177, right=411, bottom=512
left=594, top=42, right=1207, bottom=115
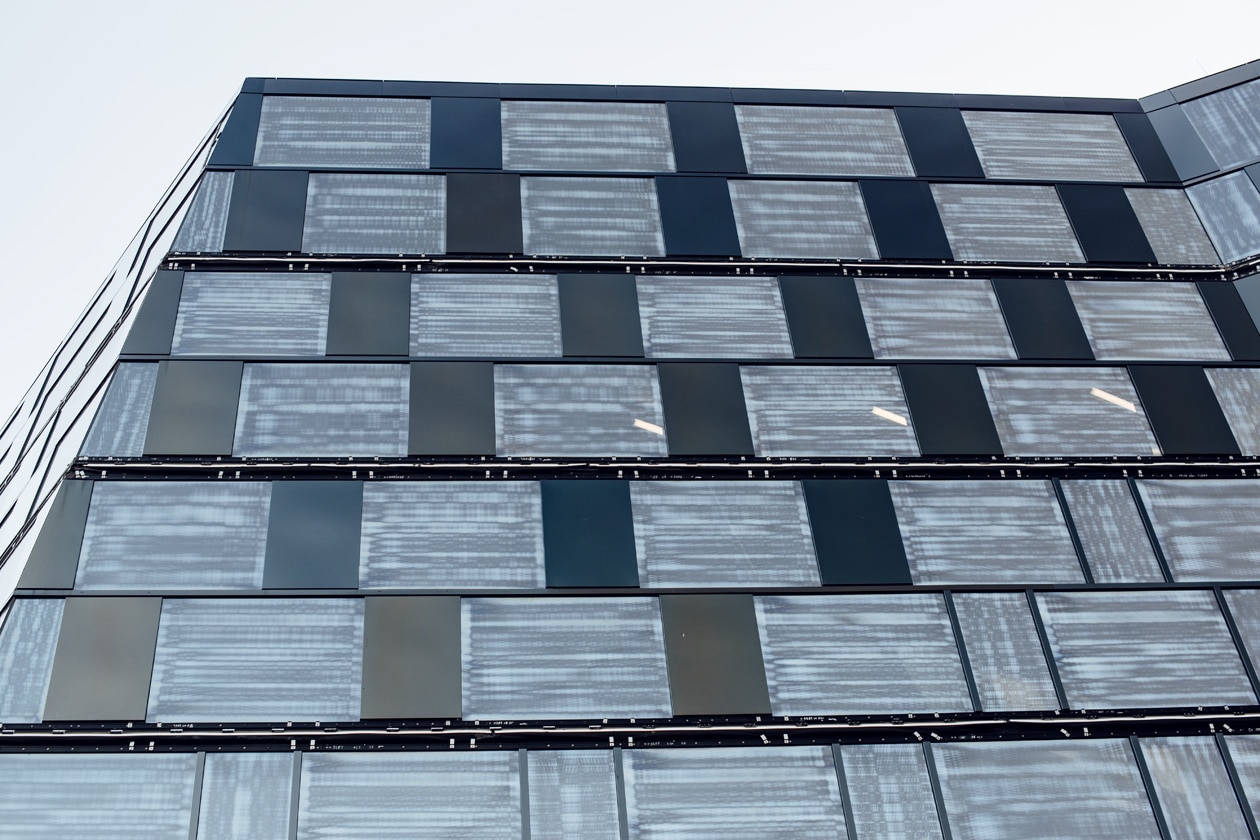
left=255, top=96, right=431, bottom=168
left=520, top=177, right=664, bottom=256
left=1181, top=79, right=1260, bottom=169
left=1222, top=590, right=1260, bottom=679
left=197, top=753, right=295, bottom=840
left=302, top=173, right=446, bottom=255
left=1187, top=172, right=1260, bottom=264
left=636, top=276, right=793, bottom=359
left=1066, top=281, right=1228, bottom=360
left=411, top=274, right=561, bottom=358
left=502, top=101, right=675, bottom=172
left=728, top=179, right=878, bottom=259
left=79, top=363, right=158, bottom=458
left=931, top=184, right=1084, bottom=263
left=1136, top=480, right=1260, bottom=581
left=528, top=751, right=620, bottom=840
left=953, top=593, right=1059, bottom=711
left=1225, top=735, right=1260, bottom=821
left=1207, top=369, right=1260, bottom=455
left=0, top=599, right=64, bottom=723
left=1125, top=188, right=1220, bottom=265
left=735, top=105, right=915, bottom=176
left=961, top=111, right=1143, bottom=181
left=1140, top=737, right=1253, bottom=840
left=841, top=745, right=944, bottom=840
left=1060, top=480, right=1164, bottom=583
left=172, top=272, right=331, bottom=356
left=856, top=277, right=1016, bottom=359
left=172, top=171, right=233, bottom=253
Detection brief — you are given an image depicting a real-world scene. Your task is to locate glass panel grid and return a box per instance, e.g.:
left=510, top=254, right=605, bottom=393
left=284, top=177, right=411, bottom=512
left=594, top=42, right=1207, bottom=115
left=962, top=111, right=1143, bottom=181
left=1125, top=188, right=1220, bottom=265
left=79, top=363, right=158, bottom=458
left=502, top=101, right=675, bottom=172
left=735, top=105, right=915, bottom=176
left=728, top=179, right=878, bottom=259
left=411, top=274, right=561, bottom=358
left=932, top=183, right=1084, bottom=263
left=172, top=272, right=331, bottom=356
left=1187, top=172, right=1260, bottom=264
left=636, top=276, right=793, bottom=359
left=520, top=177, right=664, bottom=257
left=1136, top=480, right=1260, bottom=581
left=255, top=96, right=431, bottom=169
left=1066, top=280, right=1229, bottom=361
left=1140, top=737, right=1253, bottom=840
left=302, top=173, right=446, bottom=255
left=856, top=277, right=1016, bottom=359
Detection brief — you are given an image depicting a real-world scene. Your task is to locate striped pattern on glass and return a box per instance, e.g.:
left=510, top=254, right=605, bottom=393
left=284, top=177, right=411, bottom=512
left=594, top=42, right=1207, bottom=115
left=888, top=480, right=1082, bottom=585
left=1187, top=172, right=1260, bottom=264
left=952, top=593, right=1059, bottom=711
left=1209, top=368, right=1260, bottom=454
left=1181, top=79, right=1260, bottom=169
left=1136, top=480, right=1260, bottom=581
left=754, top=594, right=973, bottom=716
left=171, top=170, right=233, bottom=253
left=233, top=363, right=409, bottom=457
left=302, top=173, right=446, bottom=255
left=961, top=111, right=1143, bottom=181
left=0, top=754, right=198, bottom=840
left=1125, top=188, right=1220, bottom=265
left=1224, top=736, right=1260, bottom=820
left=624, top=747, right=848, bottom=840
left=840, top=745, right=944, bottom=840
left=147, top=598, right=364, bottom=722
left=635, top=276, right=793, bottom=358
left=462, top=597, right=670, bottom=720
left=298, top=752, right=520, bottom=840
left=1060, top=480, right=1164, bottom=583
left=494, top=364, right=668, bottom=457
left=502, top=101, right=675, bottom=172
left=76, top=481, right=271, bottom=590
left=856, top=277, right=1016, bottom=359
left=931, top=183, right=1084, bottom=263
left=734, top=105, right=915, bottom=176
left=1140, top=737, right=1253, bottom=840
left=629, top=481, right=819, bottom=588
left=254, top=96, right=430, bottom=168
left=410, top=274, right=561, bottom=358
left=528, top=751, right=620, bottom=840
left=1036, top=590, right=1255, bottom=709
left=728, top=179, right=879, bottom=259
left=172, top=272, right=331, bottom=356
left=1223, top=590, right=1260, bottom=681
left=1066, top=281, right=1229, bottom=360
left=933, top=741, right=1161, bottom=840
left=740, top=366, right=919, bottom=457
left=979, top=366, right=1161, bottom=456
left=520, top=177, right=664, bottom=256
left=0, top=599, right=63, bottom=723
left=79, top=363, right=158, bottom=458
left=197, top=754, right=295, bottom=840
left=360, top=482, right=545, bottom=589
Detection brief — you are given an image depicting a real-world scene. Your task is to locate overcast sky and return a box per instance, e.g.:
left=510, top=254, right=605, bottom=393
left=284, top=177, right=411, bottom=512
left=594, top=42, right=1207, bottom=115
left=0, top=0, right=1257, bottom=415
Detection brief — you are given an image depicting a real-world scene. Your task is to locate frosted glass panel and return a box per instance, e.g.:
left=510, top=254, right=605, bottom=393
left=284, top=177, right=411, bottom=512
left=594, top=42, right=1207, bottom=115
left=857, top=277, right=1016, bottom=359
left=1126, top=188, right=1220, bottom=265
left=962, top=111, right=1143, bottom=181
left=303, top=173, right=446, bottom=255
left=1182, top=79, right=1260, bottom=169
left=953, top=593, right=1059, bottom=711
left=1061, top=480, right=1164, bottom=583
left=360, top=481, right=545, bottom=589
left=1140, top=737, right=1252, bottom=840
left=932, top=184, right=1084, bottom=263
left=521, top=177, right=665, bottom=256
left=728, top=179, right=878, bottom=259
left=888, top=480, right=1082, bottom=585
left=528, top=751, right=620, bottom=840
left=841, top=744, right=944, bottom=840
left=462, top=597, right=670, bottom=719
left=624, top=746, right=847, bottom=840
left=735, top=105, right=915, bottom=176
left=503, top=101, right=675, bottom=172
left=1207, top=369, right=1260, bottom=455
left=172, top=272, right=331, bottom=356
left=1223, top=590, right=1260, bottom=679
left=755, top=594, right=972, bottom=716
left=76, top=481, right=270, bottom=590
left=255, top=96, right=430, bottom=168
left=1225, top=735, right=1260, bottom=821
left=636, top=276, right=793, bottom=358
left=1137, top=479, right=1260, bottom=581
left=1188, top=172, right=1260, bottom=264
left=148, top=598, right=364, bottom=722
left=411, top=274, right=561, bottom=358
left=79, top=363, right=158, bottom=458
left=172, top=170, right=233, bottom=253
left=740, top=366, right=919, bottom=457
left=1067, top=281, right=1228, bottom=360
left=0, top=599, right=64, bottom=723
left=197, top=753, right=295, bottom=840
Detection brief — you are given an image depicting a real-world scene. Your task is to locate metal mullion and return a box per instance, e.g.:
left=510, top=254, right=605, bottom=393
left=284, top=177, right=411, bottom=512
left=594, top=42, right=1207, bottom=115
left=1129, top=736, right=1173, bottom=840
left=1126, top=478, right=1174, bottom=583
left=921, top=743, right=954, bottom=840
left=829, top=744, right=858, bottom=840
left=1025, top=589, right=1070, bottom=710
left=1050, top=478, right=1095, bottom=584
left=1216, top=732, right=1260, bottom=840
left=942, top=591, right=982, bottom=712
left=1215, top=586, right=1260, bottom=702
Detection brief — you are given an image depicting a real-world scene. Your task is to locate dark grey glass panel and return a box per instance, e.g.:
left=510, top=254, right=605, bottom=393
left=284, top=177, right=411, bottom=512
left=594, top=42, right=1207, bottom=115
left=209, top=92, right=263, bottom=166
left=856, top=277, right=1015, bottom=360
left=899, top=364, right=1003, bottom=456
left=1067, top=281, right=1229, bottom=361
left=1126, top=189, right=1220, bottom=265
left=81, top=362, right=159, bottom=457
left=411, top=275, right=560, bottom=358
left=1141, top=737, right=1253, bottom=840
left=932, top=184, right=1084, bottom=263
left=735, top=105, right=914, bottom=176
left=409, top=362, right=496, bottom=456
left=660, top=593, right=772, bottom=715
left=860, top=180, right=953, bottom=260
left=430, top=97, right=502, bottom=169
left=445, top=173, right=523, bottom=254
left=19, top=479, right=92, bottom=589
left=655, top=175, right=741, bottom=256
left=121, top=270, right=183, bottom=355
left=778, top=275, right=873, bottom=359
left=667, top=101, right=747, bottom=173
left=1129, top=365, right=1240, bottom=456
left=171, top=272, right=331, bottom=356
left=728, top=179, right=878, bottom=259
left=528, top=751, right=620, bottom=840
left=841, top=745, right=944, bottom=839
left=502, top=101, right=675, bottom=172
left=1114, top=112, right=1180, bottom=183
left=990, top=278, right=1094, bottom=361
left=361, top=596, right=462, bottom=719
left=45, top=597, right=160, bottom=721
left=1137, top=480, right=1260, bottom=580
left=197, top=753, right=294, bottom=840
left=541, top=480, right=638, bottom=588
left=953, top=593, right=1059, bottom=711
left=1209, top=368, right=1260, bottom=452
left=1148, top=104, right=1222, bottom=180
left=144, top=360, right=242, bottom=456
left=0, top=599, right=64, bottom=722
left=520, top=177, right=665, bottom=256
left=255, top=96, right=430, bottom=168
left=1182, top=79, right=1260, bottom=169
left=962, top=111, right=1143, bottom=181
left=325, top=272, right=411, bottom=356
left=1188, top=172, right=1260, bottom=264
left=894, top=106, right=984, bottom=178
left=1060, top=481, right=1163, bottom=583
left=223, top=169, right=308, bottom=252
left=302, top=173, right=446, bottom=255
left=637, top=276, right=792, bottom=359
left=557, top=274, right=645, bottom=358
left=263, top=481, right=362, bottom=589
left=1199, top=282, right=1260, bottom=361
left=1058, top=184, right=1157, bottom=264
left=172, top=171, right=233, bottom=253
left=658, top=363, right=753, bottom=456
left=802, top=479, right=910, bottom=585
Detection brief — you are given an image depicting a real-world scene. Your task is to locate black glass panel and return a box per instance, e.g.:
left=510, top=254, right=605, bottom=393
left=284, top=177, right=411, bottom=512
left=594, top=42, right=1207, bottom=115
left=1198, top=281, right=1260, bottom=361
left=445, top=173, right=523, bottom=254
left=655, top=176, right=741, bottom=257
left=541, top=480, right=638, bottom=587
left=223, top=170, right=308, bottom=252
left=1147, top=106, right=1219, bottom=181
left=44, top=597, right=161, bottom=721
left=666, top=102, right=747, bottom=174
left=558, top=274, right=645, bottom=357
left=326, top=272, right=410, bottom=356
left=1114, top=112, right=1180, bottom=183
left=779, top=275, right=873, bottom=359
left=361, top=596, right=462, bottom=718
left=1128, top=365, right=1240, bottom=456
left=860, top=180, right=953, bottom=260
left=121, top=271, right=184, bottom=356
left=1058, top=184, right=1157, bottom=264
left=430, top=97, right=502, bottom=170
left=144, top=360, right=243, bottom=456
left=894, top=107, right=984, bottom=178
left=263, top=481, right=363, bottom=589
left=17, top=480, right=93, bottom=590
left=658, top=363, right=754, bottom=456
left=899, top=364, right=1003, bottom=456
left=659, top=594, right=771, bottom=715
left=208, top=93, right=263, bottom=167
left=991, top=278, right=1094, bottom=361
left=408, top=362, right=495, bottom=455
left=802, top=479, right=911, bottom=585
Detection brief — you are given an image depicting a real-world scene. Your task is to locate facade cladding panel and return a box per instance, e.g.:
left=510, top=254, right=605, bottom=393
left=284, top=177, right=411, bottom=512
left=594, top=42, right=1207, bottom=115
left=9, top=68, right=1260, bottom=834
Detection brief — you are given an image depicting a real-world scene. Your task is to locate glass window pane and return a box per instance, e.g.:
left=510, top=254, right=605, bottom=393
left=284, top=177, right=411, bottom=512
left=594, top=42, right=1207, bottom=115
left=1061, top=480, right=1164, bottom=583
left=1225, top=735, right=1260, bottom=820
left=1223, top=590, right=1260, bottom=679
left=255, top=96, right=430, bottom=168
left=147, top=598, right=364, bottom=722
left=841, top=745, right=943, bottom=840
left=735, top=105, right=915, bottom=176
left=962, top=111, right=1143, bottom=181
left=76, top=481, right=270, bottom=590
left=1207, top=369, right=1260, bottom=455
left=462, top=597, right=671, bottom=720
left=629, top=481, right=819, bottom=588
left=197, top=754, right=295, bottom=840
left=1181, top=79, right=1260, bottom=170
left=1036, top=590, right=1254, bottom=709
left=953, top=593, right=1059, bottom=711
left=0, top=599, right=64, bottom=723
left=172, top=171, right=233, bottom=253
left=728, top=179, right=878, bottom=259
left=79, top=363, right=158, bottom=458
left=931, top=184, right=1084, bottom=263
left=360, top=481, right=545, bottom=589
left=1067, top=281, right=1229, bottom=360
left=502, top=101, right=675, bottom=172
left=521, top=177, right=664, bottom=257
left=1136, top=479, right=1260, bottom=581
left=172, top=272, right=331, bottom=356
left=888, top=480, right=1082, bottom=585
left=1187, top=172, right=1260, bottom=264
left=755, top=594, right=972, bottom=716
left=528, top=751, right=620, bottom=840
left=740, top=366, right=919, bottom=457
left=1125, top=188, right=1220, bottom=265
left=302, top=173, right=446, bottom=255
left=636, top=276, right=793, bottom=359
left=411, top=274, right=561, bottom=358
left=856, top=277, right=1016, bottom=359
left=979, top=366, right=1161, bottom=457
left=1140, top=737, right=1253, bottom=840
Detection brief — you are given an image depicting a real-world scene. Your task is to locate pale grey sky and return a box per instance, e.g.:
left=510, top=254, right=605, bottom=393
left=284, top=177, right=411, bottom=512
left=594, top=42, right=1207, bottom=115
left=0, top=0, right=1257, bottom=414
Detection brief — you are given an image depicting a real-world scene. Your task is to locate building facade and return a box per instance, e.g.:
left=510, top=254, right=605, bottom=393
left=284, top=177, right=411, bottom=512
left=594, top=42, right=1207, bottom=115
left=3, top=64, right=1260, bottom=835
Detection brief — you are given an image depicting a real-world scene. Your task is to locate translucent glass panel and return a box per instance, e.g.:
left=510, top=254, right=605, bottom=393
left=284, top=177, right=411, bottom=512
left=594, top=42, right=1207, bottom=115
left=1140, top=737, right=1253, bottom=840
left=298, top=752, right=520, bottom=840
left=953, top=593, right=1059, bottom=710
left=1125, top=188, right=1220, bottom=265
left=1207, top=369, right=1260, bottom=455
left=1036, top=590, right=1255, bottom=709
left=0, top=754, right=197, bottom=840
left=494, top=364, right=668, bottom=457
left=888, top=480, right=1083, bottom=584
left=629, top=481, right=819, bottom=588
left=1188, top=172, right=1260, bottom=264
left=840, top=745, right=943, bottom=839
left=147, top=598, right=364, bottom=722
left=755, top=594, right=973, bottom=716
left=360, top=482, right=545, bottom=589
left=1136, top=480, right=1260, bottom=581
left=934, top=741, right=1160, bottom=840
left=172, top=170, right=233, bottom=253
left=79, top=363, right=157, bottom=458
left=979, top=366, right=1161, bottom=456
left=0, top=599, right=63, bottom=722
left=1226, top=591, right=1260, bottom=687
left=1066, top=281, right=1229, bottom=360
left=931, top=184, right=1084, bottom=263
left=255, top=96, right=431, bottom=168
left=1181, top=79, right=1260, bottom=169
left=961, top=111, right=1143, bottom=181
left=636, top=276, right=793, bottom=358
left=197, top=753, right=295, bottom=840
left=462, top=597, right=670, bottom=719
left=856, top=277, right=1016, bottom=359
left=411, top=274, right=561, bottom=358
left=740, top=366, right=919, bottom=457
left=728, top=179, right=879, bottom=259
left=76, top=481, right=271, bottom=590
left=624, top=747, right=847, bottom=840
left=1060, top=480, right=1164, bottom=583
left=172, top=272, right=331, bottom=356
left=520, top=177, right=665, bottom=256
left=528, top=752, right=620, bottom=840
left=302, top=173, right=446, bottom=255
left=234, top=363, right=409, bottom=457
left=1225, top=735, right=1260, bottom=819
left=502, top=101, right=675, bottom=172
left=734, top=105, right=915, bottom=176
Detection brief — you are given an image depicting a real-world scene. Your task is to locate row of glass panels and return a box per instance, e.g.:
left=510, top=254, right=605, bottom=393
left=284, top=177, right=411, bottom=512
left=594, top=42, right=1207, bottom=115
left=3, top=588, right=1260, bottom=722
left=157, top=272, right=1238, bottom=362
left=44, top=478, right=1260, bottom=590
left=1181, top=77, right=1260, bottom=171
left=84, top=360, right=1260, bottom=458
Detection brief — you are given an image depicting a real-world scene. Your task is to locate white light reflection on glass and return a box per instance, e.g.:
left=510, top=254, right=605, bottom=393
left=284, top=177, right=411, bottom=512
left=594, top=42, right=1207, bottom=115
left=872, top=406, right=909, bottom=426
left=1089, top=387, right=1137, bottom=412
left=633, top=418, right=665, bottom=435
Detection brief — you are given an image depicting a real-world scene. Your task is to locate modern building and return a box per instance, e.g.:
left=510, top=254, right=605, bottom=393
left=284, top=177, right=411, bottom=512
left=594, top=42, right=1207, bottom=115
left=4, top=63, right=1260, bottom=836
